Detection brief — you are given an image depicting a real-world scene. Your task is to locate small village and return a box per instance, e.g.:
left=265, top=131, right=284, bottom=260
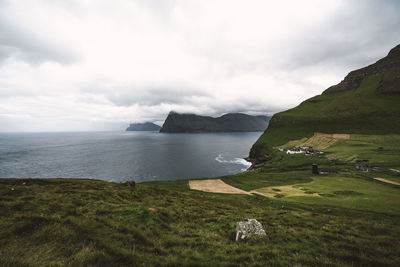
left=278, top=146, right=325, bottom=156
left=278, top=146, right=376, bottom=175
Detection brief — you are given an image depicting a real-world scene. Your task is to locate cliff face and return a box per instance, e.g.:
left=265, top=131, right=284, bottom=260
left=160, top=112, right=270, bottom=133
left=126, top=122, right=161, bottom=131
left=250, top=44, right=400, bottom=160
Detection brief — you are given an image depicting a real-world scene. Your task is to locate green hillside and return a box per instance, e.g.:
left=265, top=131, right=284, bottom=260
left=250, top=44, right=400, bottom=159
left=2, top=175, right=400, bottom=266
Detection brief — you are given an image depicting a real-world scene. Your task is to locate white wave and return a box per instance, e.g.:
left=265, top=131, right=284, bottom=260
left=215, top=154, right=251, bottom=170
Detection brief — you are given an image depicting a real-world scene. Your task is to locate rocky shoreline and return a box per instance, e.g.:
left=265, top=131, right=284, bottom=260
left=244, top=154, right=270, bottom=170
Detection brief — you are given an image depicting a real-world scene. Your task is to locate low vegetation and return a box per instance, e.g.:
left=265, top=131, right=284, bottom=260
left=2, top=136, right=400, bottom=266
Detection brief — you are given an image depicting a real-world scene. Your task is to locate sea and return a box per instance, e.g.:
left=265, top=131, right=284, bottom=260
left=0, top=131, right=262, bottom=182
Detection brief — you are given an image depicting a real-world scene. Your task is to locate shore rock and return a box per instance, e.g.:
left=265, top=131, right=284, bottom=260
left=245, top=154, right=270, bottom=170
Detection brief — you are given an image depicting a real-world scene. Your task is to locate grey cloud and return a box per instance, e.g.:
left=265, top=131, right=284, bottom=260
left=0, top=17, right=79, bottom=65
left=83, top=81, right=279, bottom=120
left=82, top=82, right=212, bottom=107
left=209, top=102, right=281, bottom=117
left=186, top=98, right=283, bottom=119
left=282, top=0, right=400, bottom=71
left=135, top=0, right=176, bottom=22
left=105, top=90, right=189, bottom=107
left=1, top=0, right=400, bottom=132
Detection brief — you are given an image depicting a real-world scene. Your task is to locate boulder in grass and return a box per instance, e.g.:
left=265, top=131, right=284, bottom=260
left=235, top=219, right=266, bottom=241
left=124, top=181, right=136, bottom=188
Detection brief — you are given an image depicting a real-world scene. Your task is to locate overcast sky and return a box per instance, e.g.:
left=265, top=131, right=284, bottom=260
left=0, top=0, right=399, bottom=132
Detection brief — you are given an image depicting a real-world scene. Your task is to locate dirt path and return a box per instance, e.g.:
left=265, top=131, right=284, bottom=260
left=189, top=179, right=252, bottom=195
left=374, top=178, right=400, bottom=186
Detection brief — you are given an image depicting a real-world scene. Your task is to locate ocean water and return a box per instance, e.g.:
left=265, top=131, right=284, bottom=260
left=0, top=131, right=262, bottom=182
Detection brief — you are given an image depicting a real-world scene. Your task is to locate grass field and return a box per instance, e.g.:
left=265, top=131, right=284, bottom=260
left=1, top=176, right=400, bottom=266
left=251, top=175, right=400, bottom=214
left=325, top=134, right=400, bottom=165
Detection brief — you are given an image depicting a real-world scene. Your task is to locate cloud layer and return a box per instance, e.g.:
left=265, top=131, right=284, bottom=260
left=0, top=0, right=399, bottom=131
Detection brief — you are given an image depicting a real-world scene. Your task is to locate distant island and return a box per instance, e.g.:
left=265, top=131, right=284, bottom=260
left=160, top=112, right=270, bottom=133
left=126, top=122, right=161, bottom=131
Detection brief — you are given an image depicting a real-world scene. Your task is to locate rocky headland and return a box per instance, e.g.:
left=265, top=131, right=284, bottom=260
left=160, top=112, right=270, bottom=133
left=126, top=122, right=161, bottom=131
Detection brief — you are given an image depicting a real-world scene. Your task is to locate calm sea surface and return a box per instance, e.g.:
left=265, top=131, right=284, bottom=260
left=0, top=131, right=261, bottom=182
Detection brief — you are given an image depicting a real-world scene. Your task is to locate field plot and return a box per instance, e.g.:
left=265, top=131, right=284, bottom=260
left=374, top=177, right=400, bottom=186
left=253, top=175, right=400, bottom=214
left=326, top=134, right=400, bottom=164
left=252, top=185, right=320, bottom=198
left=189, top=179, right=251, bottom=195
left=282, top=132, right=350, bottom=150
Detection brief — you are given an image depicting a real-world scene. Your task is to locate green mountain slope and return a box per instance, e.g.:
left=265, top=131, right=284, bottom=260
left=250, top=44, right=400, bottom=159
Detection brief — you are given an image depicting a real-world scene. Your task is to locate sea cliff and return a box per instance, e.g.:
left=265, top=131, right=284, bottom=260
left=160, top=112, right=270, bottom=133
left=126, top=122, right=161, bottom=131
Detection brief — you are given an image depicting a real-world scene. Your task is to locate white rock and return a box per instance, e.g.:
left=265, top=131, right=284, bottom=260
left=236, top=219, right=266, bottom=241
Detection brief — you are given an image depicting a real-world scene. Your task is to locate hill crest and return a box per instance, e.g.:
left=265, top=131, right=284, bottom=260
left=249, top=44, right=400, bottom=161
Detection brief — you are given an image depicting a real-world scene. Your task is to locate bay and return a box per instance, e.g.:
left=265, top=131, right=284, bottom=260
left=0, top=131, right=261, bottom=182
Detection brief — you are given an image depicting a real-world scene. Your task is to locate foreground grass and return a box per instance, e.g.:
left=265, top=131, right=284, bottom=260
left=1, top=177, right=400, bottom=266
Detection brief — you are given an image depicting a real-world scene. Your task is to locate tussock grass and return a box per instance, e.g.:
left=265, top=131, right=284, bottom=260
left=1, top=176, right=400, bottom=266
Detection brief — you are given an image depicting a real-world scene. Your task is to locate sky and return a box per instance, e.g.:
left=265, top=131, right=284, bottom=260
left=0, top=0, right=399, bottom=132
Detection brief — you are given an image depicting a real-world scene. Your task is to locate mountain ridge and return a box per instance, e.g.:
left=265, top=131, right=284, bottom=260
left=160, top=112, right=270, bottom=133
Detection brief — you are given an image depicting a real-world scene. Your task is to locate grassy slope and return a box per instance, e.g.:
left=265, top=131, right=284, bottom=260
left=1, top=176, right=400, bottom=266
left=251, top=70, right=400, bottom=158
